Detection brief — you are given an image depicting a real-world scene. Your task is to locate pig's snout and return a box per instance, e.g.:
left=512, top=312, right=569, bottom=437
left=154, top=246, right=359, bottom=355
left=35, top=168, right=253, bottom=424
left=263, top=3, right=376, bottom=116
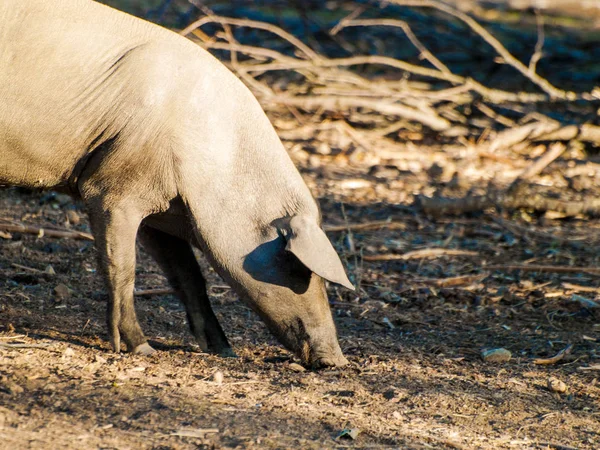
left=287, top=319, right=348, bottom=369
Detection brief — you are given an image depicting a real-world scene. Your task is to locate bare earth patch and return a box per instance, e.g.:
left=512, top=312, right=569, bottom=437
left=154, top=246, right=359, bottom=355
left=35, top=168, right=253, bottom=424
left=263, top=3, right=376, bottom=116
left=2, top=135, right=600, bottom=449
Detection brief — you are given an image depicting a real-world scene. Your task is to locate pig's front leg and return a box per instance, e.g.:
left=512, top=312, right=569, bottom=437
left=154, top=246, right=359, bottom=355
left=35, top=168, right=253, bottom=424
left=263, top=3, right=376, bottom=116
left=138, top=226, right=233, bottom=356
left=85, top=199, right=153, bottom=355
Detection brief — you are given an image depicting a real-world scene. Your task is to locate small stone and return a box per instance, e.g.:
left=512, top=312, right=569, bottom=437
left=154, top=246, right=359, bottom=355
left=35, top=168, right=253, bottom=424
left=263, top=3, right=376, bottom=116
left=63, top=347, right=75, bottom=357
left=66, top=210, right=81, bottom=225
left=54, top=283, right=70, bottom=300
left=315, top=143, right=331, bottom=155
left=481, top=348, right=512, bottom=363
left=288, top=363, right=306, bottom=373
left=547, top=377, right=568, bottom=394
left=212, top=371, right=223, bottom=385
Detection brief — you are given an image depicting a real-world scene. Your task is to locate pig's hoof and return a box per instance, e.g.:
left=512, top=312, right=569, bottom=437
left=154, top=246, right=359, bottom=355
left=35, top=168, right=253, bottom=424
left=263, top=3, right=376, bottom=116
left=110, top=335, right=121, bottom=353
left=132, top=342, right=156, bottom=356
left=313, top=354, right=349, bottom=369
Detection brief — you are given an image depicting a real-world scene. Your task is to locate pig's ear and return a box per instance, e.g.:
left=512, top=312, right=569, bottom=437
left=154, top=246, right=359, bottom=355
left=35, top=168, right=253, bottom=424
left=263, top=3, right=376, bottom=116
left=282, top=215, right=354, bottom=290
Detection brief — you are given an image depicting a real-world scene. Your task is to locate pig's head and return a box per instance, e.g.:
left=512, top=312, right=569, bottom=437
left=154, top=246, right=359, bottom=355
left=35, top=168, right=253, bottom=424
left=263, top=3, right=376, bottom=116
left=241, top=215, right=353, bottom=368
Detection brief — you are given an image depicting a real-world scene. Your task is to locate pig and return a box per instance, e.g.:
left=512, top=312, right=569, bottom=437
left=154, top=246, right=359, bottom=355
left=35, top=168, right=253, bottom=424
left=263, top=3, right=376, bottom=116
left=0, top=0, right=353, bottom=368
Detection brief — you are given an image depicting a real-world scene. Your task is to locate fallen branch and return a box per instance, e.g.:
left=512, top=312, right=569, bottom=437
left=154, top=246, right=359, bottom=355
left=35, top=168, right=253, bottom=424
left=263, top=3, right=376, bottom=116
left=488, top=120, right=560, bottom=152
left=417, top=273, right=489, bottom=287
left=489, top=121, right=600, bottom=153
left=578, top=365, right=600, bottom=371
left=485, top=265, right=600, bottom=276
left=562, top=283, right=600, bottom=294
left=180, top=15, right=318, bottom=60
left=11, top=263, right=45, bottom=274
left=324, top=220, right=407, bottom=232
left=535, top=442, right=585, bottom=450
left=0, top=335, right=27, bottom=340
left=535, top=123, right=600, bottom=143
left=528, top=11, right=545, bottom=74
left=0, top=222, right=93, bottom=241
left=331, top=18, right=452, bottom=75
left=419, top=184, right=600, bottom=218
left=0, top=342, right=52, bottom=349
left=363, top=248, right=478, bottom=261
left=389, top=0, right=575, bottom=99
left=510, top=142, right=567, bottom=186
left=177, top=7, right=590, bottom=153
left=268, top=93, right=451, bottom=131
left=202, top=40, right=547, bottom=103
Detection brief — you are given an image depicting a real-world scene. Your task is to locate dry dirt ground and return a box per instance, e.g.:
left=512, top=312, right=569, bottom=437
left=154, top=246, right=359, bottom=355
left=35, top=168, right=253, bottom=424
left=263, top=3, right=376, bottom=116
left=2, top=129, right=600, bottom=450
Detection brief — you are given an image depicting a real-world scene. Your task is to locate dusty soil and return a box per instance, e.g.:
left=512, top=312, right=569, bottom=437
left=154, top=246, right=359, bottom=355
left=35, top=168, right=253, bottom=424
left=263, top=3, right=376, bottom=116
left=2, top=125, right=600, bottom=449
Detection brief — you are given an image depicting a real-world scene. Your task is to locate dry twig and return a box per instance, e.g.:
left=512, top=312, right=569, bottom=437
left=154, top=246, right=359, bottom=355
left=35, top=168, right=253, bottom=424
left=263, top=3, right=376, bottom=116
left=562, top=283, right=600, bottom=294
left=417, top=273, right=489, bottom=287
left=363, top=248, right=478, bottom=261
left=0, top=342, right=52, bottom=349
left=388, top=0, right=574, bottom=99
left=486, top=265, right=600, bottom=276
left=533, top=344, right=573, bottom=365
left=324, top=220, right=407, bottom=232
left=332, top=18, right=452, bottom=75
left=0, top=221, right=93, bottom=241
left=420, top=184, right=600, bottom=219
left=180, top=15, right=318, bottom=60
left=510, top=142, right=567, bottom=186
